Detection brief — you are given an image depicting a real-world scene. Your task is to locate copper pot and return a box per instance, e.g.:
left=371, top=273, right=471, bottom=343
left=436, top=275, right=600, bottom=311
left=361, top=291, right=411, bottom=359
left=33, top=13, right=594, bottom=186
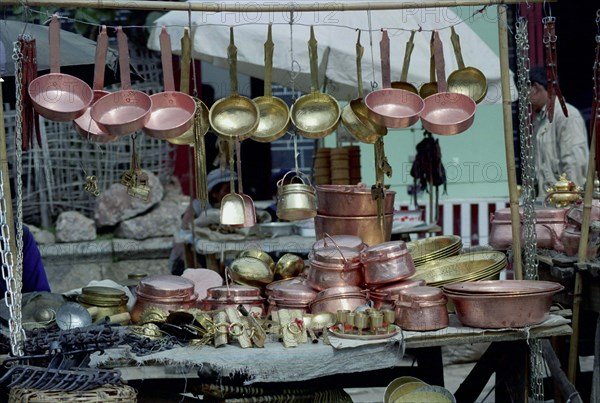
left=201, top=284, right=265, bottom=315
left=315, top=184, right=395, bottom=217
left=360, top=241, right=416, bottom=286
left=314, top=213, right=393, bottom=246
left=368, top=279, right=426, bottom=310
left=266, top=277, right=317, bottom=302
left=306, top=247, right=363, bottom=291
left=489, top=207, right=567, bottom=252
left=394, top=286, right=448, bottom=331
left=560, top=224, right=600, bottom=258
left=309, top=287, right=367, bottom=314
left=131, top=275, right=198, bottom=324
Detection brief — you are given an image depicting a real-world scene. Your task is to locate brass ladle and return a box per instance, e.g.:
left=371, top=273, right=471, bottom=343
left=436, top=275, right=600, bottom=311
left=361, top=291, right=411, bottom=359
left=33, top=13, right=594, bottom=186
left=447, top=26, right=488, bottom=104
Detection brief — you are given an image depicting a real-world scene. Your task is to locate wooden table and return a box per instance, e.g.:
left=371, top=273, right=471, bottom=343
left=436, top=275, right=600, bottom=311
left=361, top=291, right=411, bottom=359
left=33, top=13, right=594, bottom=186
left=101, top=315, right=572, bottom=402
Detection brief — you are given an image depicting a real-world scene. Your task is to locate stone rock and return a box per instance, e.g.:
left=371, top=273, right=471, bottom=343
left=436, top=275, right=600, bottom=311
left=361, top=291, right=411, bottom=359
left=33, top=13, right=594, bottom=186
left=55, top=211, right=97, bottom=243
left=94, top=171, right=164, bottom=227
left=27, top=224, right=56, bottom=245
left=115, top=200, right=186, bottom=240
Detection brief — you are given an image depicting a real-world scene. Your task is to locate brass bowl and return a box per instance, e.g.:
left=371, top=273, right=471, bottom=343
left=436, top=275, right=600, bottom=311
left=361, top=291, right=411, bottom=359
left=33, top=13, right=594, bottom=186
left=407, top=235, right=462, bottom=266
left=274, top=253, right=305, bottom=279
left=229, top=256, right=274, bottom=287
left=239, top=249, right=275, bottom=273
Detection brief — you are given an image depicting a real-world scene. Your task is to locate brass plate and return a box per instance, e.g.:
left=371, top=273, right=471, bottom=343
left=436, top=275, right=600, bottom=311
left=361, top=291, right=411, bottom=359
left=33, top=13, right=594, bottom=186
left=410, top=251, right=506, bottom=285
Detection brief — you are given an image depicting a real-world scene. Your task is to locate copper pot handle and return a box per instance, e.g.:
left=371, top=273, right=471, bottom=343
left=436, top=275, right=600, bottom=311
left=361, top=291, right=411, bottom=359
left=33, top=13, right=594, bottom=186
left=321, top=233, right=349, bottom=268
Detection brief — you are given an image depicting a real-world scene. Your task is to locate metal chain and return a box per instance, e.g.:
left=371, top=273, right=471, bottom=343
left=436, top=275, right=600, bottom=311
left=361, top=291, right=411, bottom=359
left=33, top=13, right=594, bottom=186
left=516, top=17, right=544, bottom=402
left=515, top=17, right=538, bottom=280
left=1, top=39, right=27, bottom=357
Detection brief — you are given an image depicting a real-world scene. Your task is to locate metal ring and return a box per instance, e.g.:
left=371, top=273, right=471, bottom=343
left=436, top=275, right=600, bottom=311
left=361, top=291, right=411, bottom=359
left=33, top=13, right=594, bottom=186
left=228, top=322, right=244, bottom=337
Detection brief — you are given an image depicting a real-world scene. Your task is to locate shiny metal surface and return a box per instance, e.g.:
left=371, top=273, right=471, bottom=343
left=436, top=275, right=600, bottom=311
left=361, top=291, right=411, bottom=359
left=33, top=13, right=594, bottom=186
left=239, top=249, right=275, bottom=273
left=364, top=88, right=424, bottom=129
left=276, top=173, right=318, bottom=221
left=209, top=28, right=260, bottom=140
left=90, top=27, right=152, bottom=136
left=407, top=235, right=462, bottom=265
left=290, top=27, right=341, bottom=139
left=316, top=184, right=395, bottom=217
left=309, top=293, right=367, bottom=314
left=306, top=262, right=363, bottom=291
left=220, top=192, right=247, bottom=225
left=361, top=241, right=415, bottom=286
left=136, top=274, right=196, bottom=300
left=443, top=280, right=564, bottom=295
left=29, top=16, right=93, bottom=122
left=446, top=26, right=487, bottom=104
left=266, top=277, right=317, bottom=302
left=206, top=284, right=262, bottom=300
left=210, top=96, right=260, bottom=140
left=420, top=93, right=476, bottom=135
left=274, top=253, right=306, bottom=279
left=342, top=99, right=387, bottom=144
left=314, top=213, right=393, bottom=246
left=230, top=256, right=274, bottom=287
left=444, top=285, right=563, bottom=328
left=395, top=286, right=448, bottom=331
left=144, top=92, right=196, bottom=139
left=144, top=27, right=196, bottom=140
left=312, top=235, right=368, bottom=252
left=391, top=30, right=419, bottom=94
left=252, top=25, right=291, bottom=142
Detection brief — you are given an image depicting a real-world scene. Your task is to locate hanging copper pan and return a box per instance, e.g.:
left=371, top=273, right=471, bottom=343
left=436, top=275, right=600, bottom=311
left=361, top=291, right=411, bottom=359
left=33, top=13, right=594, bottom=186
left=73, top=25, right=118, bottom=143
left=420, top=31, right=476, bottom=136
left=341, top=31, right=387, bottom=144
left=143, top=26, right=197, bottom=140
left=28, top=15, right=93, bottom=122
left=391, top=30, right=419, bottom=94
left=251, top=24, right=291, bottom=143
left=90, top=27, right=152, bottom=137
left=290, top=26, right=341, bottom=139
left=209, top=27, right=260, bottom=141
left=364, top=30, right=424, bottom=129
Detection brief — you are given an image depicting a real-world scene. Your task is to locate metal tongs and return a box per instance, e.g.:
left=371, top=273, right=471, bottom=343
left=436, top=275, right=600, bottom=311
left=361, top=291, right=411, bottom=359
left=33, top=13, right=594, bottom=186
left=542, top=16, right=568, bottom=122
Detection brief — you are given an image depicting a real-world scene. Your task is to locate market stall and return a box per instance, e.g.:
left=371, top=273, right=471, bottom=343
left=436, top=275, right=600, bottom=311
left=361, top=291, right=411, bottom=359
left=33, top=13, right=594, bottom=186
left=0, top=0, right=596, bottom=402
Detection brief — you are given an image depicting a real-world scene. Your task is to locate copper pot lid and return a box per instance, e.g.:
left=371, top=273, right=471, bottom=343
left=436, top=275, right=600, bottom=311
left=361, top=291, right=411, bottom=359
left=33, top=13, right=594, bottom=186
left=136, top=274, right=196, bottom=300
left=398, top=286, right=445, bottom=302
left=310, top=292, right=367, bottom=306
left=205, top=284, right=262, bottom=300
left=361, top=241, right=409, bottom=262
left=269, top=296, right=313, bottom=306
left=311, top=246, right=360, bottom=265
left=370, top=279, right=427, bottom=296
left=265, top=277, right=317, bottom=301
left=312, top=235, right=368, bottom=252
left=79, top=286, right=128, bottom=306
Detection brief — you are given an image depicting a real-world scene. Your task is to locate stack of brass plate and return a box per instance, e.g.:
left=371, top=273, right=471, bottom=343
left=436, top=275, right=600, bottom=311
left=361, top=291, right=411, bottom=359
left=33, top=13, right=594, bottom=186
left=407, top=235, right=462, bottom=267
left=409, top=251, right=507, bottom=287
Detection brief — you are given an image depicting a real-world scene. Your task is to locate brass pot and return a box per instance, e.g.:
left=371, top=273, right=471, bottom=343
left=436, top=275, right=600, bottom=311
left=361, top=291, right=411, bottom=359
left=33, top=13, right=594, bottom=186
left=238, top=249, right=275, bottom=273
left=230, top=256, right=274, bottom=288
left=77, top=286, right=129, bottom=324
left=276, top=171, right=317, bottom=221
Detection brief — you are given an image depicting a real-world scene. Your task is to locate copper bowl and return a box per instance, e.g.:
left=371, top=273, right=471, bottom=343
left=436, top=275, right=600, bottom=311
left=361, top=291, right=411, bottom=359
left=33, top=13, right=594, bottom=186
left=443, top=283, right=564, bottom=328
left=315, top=185, right=396, bottom=217
left=309, top=292, right=367, bottom=314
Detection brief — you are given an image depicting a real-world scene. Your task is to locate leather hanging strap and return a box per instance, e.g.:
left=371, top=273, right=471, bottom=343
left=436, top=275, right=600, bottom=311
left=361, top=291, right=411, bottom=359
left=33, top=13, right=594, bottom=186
left=543, top=16, right=568, bottom=123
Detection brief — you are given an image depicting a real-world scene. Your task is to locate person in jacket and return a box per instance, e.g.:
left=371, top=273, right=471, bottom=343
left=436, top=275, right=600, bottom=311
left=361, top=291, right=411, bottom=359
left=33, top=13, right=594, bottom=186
left=528, top=66, right=589, bottom=198
left=1, top=224, right=51, bottom=293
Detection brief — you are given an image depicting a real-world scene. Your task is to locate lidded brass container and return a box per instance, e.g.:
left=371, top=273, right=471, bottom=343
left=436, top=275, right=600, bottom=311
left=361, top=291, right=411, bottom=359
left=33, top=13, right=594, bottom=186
left=77, top=286, right=129, bottom=323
